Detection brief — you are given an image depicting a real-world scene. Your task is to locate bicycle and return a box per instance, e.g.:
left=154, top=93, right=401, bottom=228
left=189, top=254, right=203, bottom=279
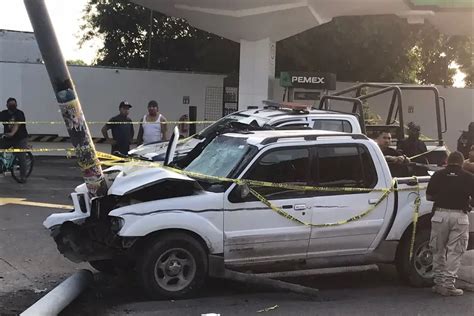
left=0, top=146, right=34, bottom=183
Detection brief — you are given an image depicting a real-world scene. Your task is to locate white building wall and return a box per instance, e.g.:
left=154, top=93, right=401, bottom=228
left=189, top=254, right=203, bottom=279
left=0, top=62, right=224, bottom=138
left=0, top=30, right=42, bottom=63
left=272, top=80, right=474, bottom=150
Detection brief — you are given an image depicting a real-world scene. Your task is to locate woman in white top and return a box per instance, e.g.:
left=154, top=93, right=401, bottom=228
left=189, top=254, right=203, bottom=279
left=138, top=100, right=167, bottom=144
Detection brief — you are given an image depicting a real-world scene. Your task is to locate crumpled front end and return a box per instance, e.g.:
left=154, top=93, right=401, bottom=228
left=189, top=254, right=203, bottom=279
left=43, top=164, right=200, bottom=263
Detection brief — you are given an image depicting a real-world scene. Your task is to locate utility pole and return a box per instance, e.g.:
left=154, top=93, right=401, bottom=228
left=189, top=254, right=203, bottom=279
left=24, top=0, right=107, bottom=196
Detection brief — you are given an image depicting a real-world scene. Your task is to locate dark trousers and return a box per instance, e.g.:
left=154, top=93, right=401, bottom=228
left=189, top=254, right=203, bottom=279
left=0, top=138, right=28, bottom=178
left=111, top=143, right=130, bottom=156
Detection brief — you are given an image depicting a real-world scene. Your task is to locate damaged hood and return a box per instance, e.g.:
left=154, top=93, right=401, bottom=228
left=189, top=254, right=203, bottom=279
left=107, top=165, right=195, bottom=196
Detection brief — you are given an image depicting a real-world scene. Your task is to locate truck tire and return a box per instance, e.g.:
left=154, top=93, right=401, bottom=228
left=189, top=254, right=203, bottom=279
left=396, top=228, right=434, bottom=287
left=138, top=232, right=208, bottom=299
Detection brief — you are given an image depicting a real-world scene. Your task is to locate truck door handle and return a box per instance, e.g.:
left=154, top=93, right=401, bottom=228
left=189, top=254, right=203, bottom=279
left=368, top=199, right=379, bottom=205
left=294, top=204, right=307, bottom=211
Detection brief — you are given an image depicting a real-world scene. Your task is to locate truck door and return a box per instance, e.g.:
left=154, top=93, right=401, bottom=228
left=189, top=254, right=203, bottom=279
left=307, top=143, right=391, bottom=258
left=223, top=146, right=313, bottom=266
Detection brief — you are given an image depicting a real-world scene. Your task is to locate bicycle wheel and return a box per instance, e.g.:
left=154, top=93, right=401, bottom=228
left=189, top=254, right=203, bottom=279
left=11, top=152, right=34, bottom=183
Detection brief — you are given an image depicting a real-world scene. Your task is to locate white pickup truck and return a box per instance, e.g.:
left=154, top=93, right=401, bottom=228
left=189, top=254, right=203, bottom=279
left=44, top=130, right=474, bottom=299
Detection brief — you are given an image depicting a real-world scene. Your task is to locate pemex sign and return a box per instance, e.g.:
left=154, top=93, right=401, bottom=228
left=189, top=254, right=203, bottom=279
left=280, top=72, right=337, bottom=90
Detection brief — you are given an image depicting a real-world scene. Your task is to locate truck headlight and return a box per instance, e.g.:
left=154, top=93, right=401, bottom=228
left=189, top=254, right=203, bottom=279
left=110, top=216, right=125, bottom=233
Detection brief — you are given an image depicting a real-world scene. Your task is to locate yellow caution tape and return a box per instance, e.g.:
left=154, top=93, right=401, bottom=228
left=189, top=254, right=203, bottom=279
left=0, top=120, right=214, bottom=125
left=0, top=149, right=424, bottom=229
left=409, top=177, right=421, bottom=261
left=408, top=146, right=446, bottom=161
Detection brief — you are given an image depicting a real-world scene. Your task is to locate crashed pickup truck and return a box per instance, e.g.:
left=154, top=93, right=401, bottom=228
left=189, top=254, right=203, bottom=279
left=44, top=130, right=474, bottom=299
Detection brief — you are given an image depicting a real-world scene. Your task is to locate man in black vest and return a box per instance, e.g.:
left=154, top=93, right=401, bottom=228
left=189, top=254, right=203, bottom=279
left=427, top=151, right=474, bottom=296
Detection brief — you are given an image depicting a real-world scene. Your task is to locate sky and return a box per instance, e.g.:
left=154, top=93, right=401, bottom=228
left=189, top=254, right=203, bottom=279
left=0, top=0, right=100, bottom=64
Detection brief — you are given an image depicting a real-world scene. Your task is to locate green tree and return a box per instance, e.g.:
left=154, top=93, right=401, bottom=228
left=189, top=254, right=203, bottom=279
left=80, top=0, right=239, bottom=73
left=81, top=2, right=472, bottom=86
left=67, top=59, right=88, bottom=66
left=276, top=15, right=473, bottom=87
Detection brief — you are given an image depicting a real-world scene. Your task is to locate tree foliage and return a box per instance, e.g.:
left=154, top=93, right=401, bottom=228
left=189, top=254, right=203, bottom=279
left=80, top=0, right=239, bottom=73
left=81, top=1, right=472, bottom=87
left=67, top=59, right=88, bottom=66
left=277, top=16, right=472, bottom=87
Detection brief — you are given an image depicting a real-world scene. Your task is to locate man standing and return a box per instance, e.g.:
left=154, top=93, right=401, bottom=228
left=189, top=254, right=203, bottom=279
left=397, top=122, right=428, bottom=163
left=427, top=151, right=474, bottom=296
left=137, top=100, right=167, bottom=145
left=102, top=101, right=134, bottom=155
left=458, top=122, right=474, bottom=159
left=375, top=130, right=408, bottom=164
left=463, top=145, right=474, bottom=174
left=0, top=97, right=29, bottom=183
left=178, top=114, right=189, bottom=139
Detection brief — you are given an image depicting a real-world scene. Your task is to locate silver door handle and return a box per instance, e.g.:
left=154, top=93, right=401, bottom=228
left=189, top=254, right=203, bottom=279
left=294, top=204, right=307, bottom=211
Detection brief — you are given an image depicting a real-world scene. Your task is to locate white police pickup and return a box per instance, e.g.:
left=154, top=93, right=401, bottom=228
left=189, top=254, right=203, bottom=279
left=44, top=129, right=474, bottom=299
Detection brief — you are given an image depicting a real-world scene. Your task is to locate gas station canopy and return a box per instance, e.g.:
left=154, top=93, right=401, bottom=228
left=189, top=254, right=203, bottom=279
left=132, top=0, right=473, bottom=41
left=131, top=0, right=473, bottom=109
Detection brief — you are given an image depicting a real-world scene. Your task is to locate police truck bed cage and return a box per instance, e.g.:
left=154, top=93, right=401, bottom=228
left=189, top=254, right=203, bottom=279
left=318, top=83, right=447, bottom=146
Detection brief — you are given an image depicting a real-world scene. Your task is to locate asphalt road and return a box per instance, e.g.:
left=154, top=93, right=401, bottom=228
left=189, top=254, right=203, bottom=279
left=0, top=157, right=473, bottom=316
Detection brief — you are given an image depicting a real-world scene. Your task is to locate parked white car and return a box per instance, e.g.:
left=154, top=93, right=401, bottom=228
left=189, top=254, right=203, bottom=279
left=128, top=105, right=363, bottom=163
left=44, top=130, right=474, bottom=299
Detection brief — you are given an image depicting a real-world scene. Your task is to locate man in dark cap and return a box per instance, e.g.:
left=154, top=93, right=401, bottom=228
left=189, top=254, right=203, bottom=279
left=0, top=97, right=29, bottom=183
left=397, top=122, right=428, bottom=163
left=102, top=101, right=134, bottom=155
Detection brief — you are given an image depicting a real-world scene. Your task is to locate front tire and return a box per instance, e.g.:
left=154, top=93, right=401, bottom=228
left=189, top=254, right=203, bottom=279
left=139, top=233, right=208, bottom=299
left=396, top=228, right=434, bottom=287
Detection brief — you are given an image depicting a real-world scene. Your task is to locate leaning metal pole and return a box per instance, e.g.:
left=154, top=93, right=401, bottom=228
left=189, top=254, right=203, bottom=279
left=24, top=0, right=107, bottom=196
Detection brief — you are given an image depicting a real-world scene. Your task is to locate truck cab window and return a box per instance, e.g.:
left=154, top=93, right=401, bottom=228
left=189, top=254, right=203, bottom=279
left=316, top=145, right=377, bottom=193
left=241, top=148, right=311, bottom=200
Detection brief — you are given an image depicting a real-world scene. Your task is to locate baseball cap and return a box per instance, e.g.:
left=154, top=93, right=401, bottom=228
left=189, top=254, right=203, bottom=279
left=407, top=122, right=420, bottom=131
left=119, top=101, right=132, bottom=108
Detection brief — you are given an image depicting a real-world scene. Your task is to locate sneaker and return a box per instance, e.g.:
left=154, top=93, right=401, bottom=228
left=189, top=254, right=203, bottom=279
left=436, top=286, right=464, bottom=296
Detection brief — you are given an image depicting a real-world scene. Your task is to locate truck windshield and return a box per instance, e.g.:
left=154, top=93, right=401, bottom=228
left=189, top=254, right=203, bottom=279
left=185, top=135, right=250, bottom=178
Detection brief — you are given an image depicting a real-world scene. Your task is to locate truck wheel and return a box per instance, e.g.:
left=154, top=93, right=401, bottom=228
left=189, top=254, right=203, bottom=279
left=89, top=260, right=117, bottom=275
left=396, top=228, right=434, bottom=287
left=139, top=233, right=208, bottom=299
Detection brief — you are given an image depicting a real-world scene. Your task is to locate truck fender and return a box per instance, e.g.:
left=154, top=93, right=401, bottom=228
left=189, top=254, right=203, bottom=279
left=385, top=197, right=433, bottom=241
left=118, top=211, right=224, bottom=254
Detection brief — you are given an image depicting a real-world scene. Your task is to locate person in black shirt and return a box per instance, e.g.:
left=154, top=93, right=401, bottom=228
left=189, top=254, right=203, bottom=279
left=463, top=145, right=474, bottom=174
left=0, top=97, right=29, bottom=183
left=102, top=101, right=134, bottom=155
left=397, top=122, right=428, bottom=163
left=457, top=122, right=474, bottom=159
left=375, top=130, right=409, bottom=164
left=427, top=151, right=474, bottom=296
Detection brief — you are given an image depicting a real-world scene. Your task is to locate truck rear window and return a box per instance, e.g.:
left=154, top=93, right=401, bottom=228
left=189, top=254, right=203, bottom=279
left=313, top=120, right=352, bottom=133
